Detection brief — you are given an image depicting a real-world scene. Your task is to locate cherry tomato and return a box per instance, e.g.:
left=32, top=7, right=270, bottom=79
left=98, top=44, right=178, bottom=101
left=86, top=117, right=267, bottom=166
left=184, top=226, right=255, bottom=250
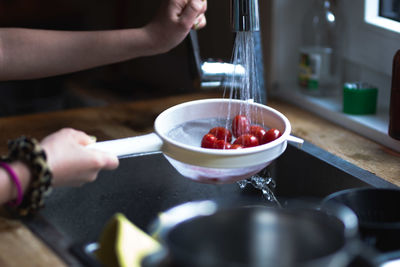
left=262, top=128, right=281, bottom=144
left=201, top=133, right=217, bottom=148
left=233, top=134, right=259, bottom=148
left=214, top=139, right=232, bottom=149
left=230, top=144, right=244, bottom=149
left=232, top=115, right=251, bottom=138
left=209, top=127, right=232, bottom=142
left=250, top=125, right=267, bottom=144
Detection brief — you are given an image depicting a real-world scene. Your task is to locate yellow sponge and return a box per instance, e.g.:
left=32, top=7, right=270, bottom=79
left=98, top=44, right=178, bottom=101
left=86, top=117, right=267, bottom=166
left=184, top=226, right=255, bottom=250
left=96, top=213, right=161, bottom=267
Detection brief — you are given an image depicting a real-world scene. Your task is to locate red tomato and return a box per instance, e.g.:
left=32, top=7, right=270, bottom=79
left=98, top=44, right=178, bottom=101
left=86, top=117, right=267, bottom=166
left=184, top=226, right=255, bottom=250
left=201, top=133, right=217, bottom=148
left=209, top=127, right=232, bottom=142
left=233, top=134, right=259, bottom=148
left=250, top=125, right=267, bottom=144
left=214, top=140, right=232, bottom=149
left=232, top=115, right=251, bottom=138
left=230, top=144, right=244, bottom=149
left=262, top=128, right=281, bottom=144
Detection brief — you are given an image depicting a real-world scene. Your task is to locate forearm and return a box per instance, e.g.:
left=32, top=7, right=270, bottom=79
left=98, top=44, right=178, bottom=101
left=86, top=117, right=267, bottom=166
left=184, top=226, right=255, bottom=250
left=0, top=0, right=207, bottom=81
left=0, top=28, right=155, bottom=81
left=0, top=161, right=31, bottom=205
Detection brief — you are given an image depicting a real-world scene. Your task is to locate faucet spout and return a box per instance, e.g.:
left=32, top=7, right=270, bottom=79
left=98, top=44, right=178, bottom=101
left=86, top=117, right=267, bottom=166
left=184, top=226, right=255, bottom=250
left=231, top=0, right=260, bottom=32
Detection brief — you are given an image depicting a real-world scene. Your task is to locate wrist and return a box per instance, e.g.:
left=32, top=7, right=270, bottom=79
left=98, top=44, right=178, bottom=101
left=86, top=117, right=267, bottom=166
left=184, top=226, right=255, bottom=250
left=3, top=136, right=52, bottom=216
left=9, top=161, right=31, bottom=199
left=0, top=161, right=31, bottom=205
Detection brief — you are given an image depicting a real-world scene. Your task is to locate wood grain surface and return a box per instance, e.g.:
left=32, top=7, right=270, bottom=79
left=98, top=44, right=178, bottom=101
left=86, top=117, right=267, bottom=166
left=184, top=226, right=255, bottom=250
left=0, top=214, right=67, bottom=267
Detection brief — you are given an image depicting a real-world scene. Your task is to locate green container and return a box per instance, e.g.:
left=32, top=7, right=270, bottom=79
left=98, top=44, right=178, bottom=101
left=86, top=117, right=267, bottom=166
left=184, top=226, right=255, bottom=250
left=343, top=82, right=378, bottom=115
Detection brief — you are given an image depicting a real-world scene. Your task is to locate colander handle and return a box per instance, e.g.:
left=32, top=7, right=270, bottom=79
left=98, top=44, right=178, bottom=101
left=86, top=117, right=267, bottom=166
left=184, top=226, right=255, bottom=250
left=88, top=132, right=163, bottom=158
left=287, top=135, right=304, bottom=148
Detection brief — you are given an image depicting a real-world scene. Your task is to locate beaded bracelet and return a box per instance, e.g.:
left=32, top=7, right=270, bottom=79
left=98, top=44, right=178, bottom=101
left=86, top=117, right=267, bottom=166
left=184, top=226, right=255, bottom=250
left=0, top=162, right=23, bottom=207
left=2, top=136, right=53, bottom=217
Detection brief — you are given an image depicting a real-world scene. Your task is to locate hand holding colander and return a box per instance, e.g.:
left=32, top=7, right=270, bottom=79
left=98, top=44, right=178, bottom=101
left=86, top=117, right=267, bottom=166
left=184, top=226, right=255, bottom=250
left=89, top=99, right=303, bottom=184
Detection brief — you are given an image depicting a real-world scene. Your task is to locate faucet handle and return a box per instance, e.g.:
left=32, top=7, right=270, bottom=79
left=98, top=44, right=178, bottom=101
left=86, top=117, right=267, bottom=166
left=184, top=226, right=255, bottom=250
left=188, top=30, right=245, bottom=89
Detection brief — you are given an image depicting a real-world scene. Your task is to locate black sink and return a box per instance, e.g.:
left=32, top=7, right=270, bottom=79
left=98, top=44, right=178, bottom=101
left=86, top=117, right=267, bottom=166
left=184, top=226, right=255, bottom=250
left=22, top=141, right=396, bottom=266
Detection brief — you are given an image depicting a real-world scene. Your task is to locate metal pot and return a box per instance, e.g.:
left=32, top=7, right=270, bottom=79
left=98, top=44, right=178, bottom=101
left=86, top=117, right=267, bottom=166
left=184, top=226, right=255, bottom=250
left=147, top=200, right=366, bottom=267
left=324, top=187, right=400, bottom=252
left=324, top=188, right=400, bottom=266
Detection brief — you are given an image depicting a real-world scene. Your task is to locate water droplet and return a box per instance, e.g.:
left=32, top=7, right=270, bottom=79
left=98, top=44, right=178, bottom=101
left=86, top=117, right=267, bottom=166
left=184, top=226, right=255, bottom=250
left=237, top=170, right=282, bottom=208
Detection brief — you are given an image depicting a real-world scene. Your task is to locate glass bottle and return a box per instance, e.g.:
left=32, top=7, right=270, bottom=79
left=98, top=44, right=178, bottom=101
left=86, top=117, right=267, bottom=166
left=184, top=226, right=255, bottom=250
left=298, top=0, right=343, bottom=96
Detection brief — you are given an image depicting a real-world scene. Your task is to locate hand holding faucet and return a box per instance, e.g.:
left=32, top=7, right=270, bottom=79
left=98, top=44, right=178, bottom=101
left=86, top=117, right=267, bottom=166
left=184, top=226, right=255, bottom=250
left=0, top=0, right=207, bottom=81
left=144, top=0, right=208, bottom=55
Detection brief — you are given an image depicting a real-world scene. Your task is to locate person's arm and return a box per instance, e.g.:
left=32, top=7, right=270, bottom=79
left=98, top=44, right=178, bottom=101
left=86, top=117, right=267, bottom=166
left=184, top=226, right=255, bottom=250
left=0, top=128, right=119, bottom=205
left=0, top=0, right=207, bottom=81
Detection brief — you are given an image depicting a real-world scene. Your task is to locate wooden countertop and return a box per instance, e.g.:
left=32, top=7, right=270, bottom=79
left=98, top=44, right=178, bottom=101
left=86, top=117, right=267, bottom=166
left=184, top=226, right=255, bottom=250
left=0, top=91, right=399, bottom=266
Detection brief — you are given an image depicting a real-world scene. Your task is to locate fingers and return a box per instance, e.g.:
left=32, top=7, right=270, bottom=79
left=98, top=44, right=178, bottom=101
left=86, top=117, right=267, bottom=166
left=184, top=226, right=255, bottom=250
left=67, top=129, right=96, bottom=146
left=98, top=151, right=119, bottom=170
left=198, top=0, right=207, bottom=14
left=193, top=13, right=207, bottom=30
left=49, top=127, right=93, bottom=146
left=48, top=128, right=119, bottom=169
left=179, top=0, right=207, bottom=30
left=40, top=127, right=120, bottom=187
left=68, top=128, right=95, bottom=146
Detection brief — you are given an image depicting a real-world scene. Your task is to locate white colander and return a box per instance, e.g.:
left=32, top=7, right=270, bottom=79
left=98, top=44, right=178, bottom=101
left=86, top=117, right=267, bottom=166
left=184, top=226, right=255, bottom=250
left=89, top=98, right=303, bottom=184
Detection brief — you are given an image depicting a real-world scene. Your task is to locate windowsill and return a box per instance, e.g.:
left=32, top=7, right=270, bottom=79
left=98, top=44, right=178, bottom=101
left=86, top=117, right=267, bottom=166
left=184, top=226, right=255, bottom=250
left=272, top=85, right=400, bottom=153
left=365, top=0, right=400, bottom=35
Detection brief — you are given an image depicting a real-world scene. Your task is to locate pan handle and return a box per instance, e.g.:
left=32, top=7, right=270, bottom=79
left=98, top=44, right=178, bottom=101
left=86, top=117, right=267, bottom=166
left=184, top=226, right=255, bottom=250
left=88, top=133, right=163, bottom=158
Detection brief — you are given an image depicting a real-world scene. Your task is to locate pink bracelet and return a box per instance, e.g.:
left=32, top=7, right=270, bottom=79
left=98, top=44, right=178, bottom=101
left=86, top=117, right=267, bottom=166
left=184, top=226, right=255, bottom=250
left=0, top=162, right=23, bottom=207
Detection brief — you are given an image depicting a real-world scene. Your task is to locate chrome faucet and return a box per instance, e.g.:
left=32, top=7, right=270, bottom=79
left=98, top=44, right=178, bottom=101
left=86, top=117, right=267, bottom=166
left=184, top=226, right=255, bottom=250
left=231, top=0, right=260, bottom=32
left=191, top=0, right=261, bottom=90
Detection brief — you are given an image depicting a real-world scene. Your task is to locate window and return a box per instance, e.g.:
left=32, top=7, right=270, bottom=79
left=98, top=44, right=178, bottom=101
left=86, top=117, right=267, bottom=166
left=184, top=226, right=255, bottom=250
left=365, top=0, right=400, bottom=33
left=380, top=0, right=400, bottom=22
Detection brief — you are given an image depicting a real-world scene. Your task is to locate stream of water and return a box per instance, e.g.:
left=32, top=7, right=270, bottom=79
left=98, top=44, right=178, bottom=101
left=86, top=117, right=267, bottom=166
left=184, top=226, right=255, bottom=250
left=225, top=32, right=280, bottom=206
